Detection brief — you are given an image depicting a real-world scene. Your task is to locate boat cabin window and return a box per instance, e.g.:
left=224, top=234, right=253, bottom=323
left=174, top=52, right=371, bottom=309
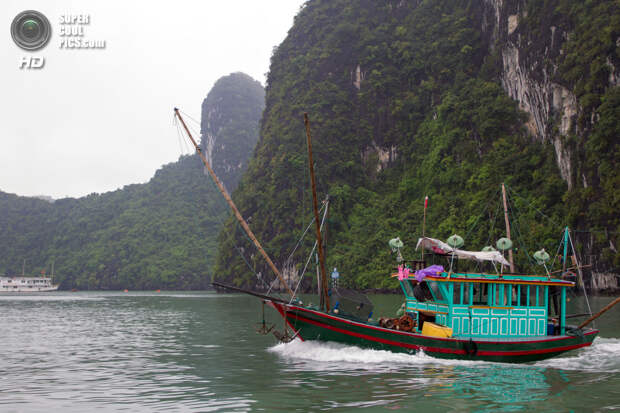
left=492, top=284, right=514, bottom=306
left=452, top=283, right=464, bottom=305
left=477, top=283, right=549, bottom=308
left=427, top=281, right=447, bottom=303
left=526, top=284, right=547, bottom=307
left=472, top=283, right=489, bottom=305
left=400, top=279, right=415, bottom=298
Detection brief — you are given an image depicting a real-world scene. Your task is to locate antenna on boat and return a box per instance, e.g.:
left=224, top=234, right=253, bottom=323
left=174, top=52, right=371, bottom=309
left=304, top=113, right=330, bottom=312
left=496, top=237, right=512, bottom=276
left=501, top=183, right=516, bottom=273
left=446, top=234, right=463, bottom=276
left=422, top=195, right=428, bottom=261
left=482, top=245, right=500, bottom=274
left=174, top=108, right=295, bottom=298
left=533, top=249, right=551, bottom=278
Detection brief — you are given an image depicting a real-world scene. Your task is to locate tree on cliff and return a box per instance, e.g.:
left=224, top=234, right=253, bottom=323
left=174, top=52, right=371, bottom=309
left=213, top=0, right=619, bottom=291
left=0, top=72, right=265, bottom=290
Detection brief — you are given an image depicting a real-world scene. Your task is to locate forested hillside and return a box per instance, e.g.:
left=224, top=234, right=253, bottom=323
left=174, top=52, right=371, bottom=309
left=0, top=72, right=264, bottom=290
left=214, top=0, right=619, bottom=292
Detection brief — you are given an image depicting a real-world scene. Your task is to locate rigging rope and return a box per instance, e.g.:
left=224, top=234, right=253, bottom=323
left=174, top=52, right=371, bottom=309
left=548, top=230, right=565, bottom=274
left=464, top=186, right=501, bottom=242
left=502, top=185, right=594, bottom=320
left=285, top=203, right=325, bottom=264
left=173, top=115, right=191, bottom=155
left=177, top=113, right=286, bottom=299
left=506, top=190, right=535, bottom=267
left=568, top=230, right=594, bottom=318
left=504, top=184, right=562, bottom=228
left=290, top=240, right=318, bottom=303
left=178, top=109, right=202, bottom=126
left=289, top=200, right=329, bottom=303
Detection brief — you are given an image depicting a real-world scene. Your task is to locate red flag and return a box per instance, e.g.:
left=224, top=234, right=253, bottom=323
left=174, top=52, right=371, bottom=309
left=424, top=196, right=428, bottom=209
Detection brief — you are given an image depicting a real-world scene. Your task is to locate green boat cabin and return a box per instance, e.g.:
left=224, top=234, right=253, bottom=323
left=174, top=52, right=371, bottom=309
left=399, top=272, right=574, bottom=339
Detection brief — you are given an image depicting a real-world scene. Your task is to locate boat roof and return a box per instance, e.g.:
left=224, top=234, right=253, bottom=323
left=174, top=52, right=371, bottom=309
left=427, top=272, right=574, bottom=287
left=416, top=237, right=510, bottom=266
left=393, top=271, right=575, bottom=287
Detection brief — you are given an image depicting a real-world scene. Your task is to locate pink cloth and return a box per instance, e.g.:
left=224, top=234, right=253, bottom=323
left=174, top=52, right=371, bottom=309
left=397, top=265, right=411, bottom=281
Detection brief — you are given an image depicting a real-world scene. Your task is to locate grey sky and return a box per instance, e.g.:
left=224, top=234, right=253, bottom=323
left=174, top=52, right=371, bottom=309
left=1, top=0, right=305, bottom=199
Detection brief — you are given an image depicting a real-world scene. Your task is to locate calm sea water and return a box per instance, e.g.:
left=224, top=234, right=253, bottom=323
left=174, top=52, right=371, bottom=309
left=0, top=291, right=618, bottom=412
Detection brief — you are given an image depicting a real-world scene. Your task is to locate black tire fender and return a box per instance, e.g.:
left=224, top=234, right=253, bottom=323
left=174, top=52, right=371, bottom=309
left=463, top=338, right=478, bottom=356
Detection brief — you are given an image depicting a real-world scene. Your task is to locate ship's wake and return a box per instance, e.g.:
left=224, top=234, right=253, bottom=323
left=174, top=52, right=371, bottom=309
left=269, top=337, right=620, bottom=373
left=268, top=339, right=483, bottom=373
left=534, top=337, right=620, bottom=372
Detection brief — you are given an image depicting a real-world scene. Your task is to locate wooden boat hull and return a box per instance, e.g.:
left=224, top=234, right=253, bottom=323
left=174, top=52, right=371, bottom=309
left=269, top=301, right=598, bottom=363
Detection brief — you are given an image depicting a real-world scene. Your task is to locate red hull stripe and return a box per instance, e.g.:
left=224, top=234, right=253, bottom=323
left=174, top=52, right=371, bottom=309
left=476, top=343, right=590, bottom=356
left=286, top=304, right=598, bottom=345
left=287, top=311, right=592, bottom=357
left=288, top=312, right=423, bottom=351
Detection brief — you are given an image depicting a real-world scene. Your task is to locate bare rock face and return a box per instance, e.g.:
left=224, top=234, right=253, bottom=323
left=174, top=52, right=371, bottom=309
left=481, top=0, right=580, bottom=187
left=361, top=141, right=398, bottom=174
left=591, top=272, right=620, bottom=293
left=352, top=64, right=365, bottom=90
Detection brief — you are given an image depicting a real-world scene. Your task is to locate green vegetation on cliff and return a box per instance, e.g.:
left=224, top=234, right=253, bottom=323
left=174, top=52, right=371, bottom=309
left=201, top=72, right=265, bottom=190
left=0, top=156, right=222, bottom=289
left=519, top=0, right=620, bottom=269
left=0, top=73, right=264, bottom=290
left=556, top=1, right=620, bottom=269
left=214, top=0, right=618, bottom=291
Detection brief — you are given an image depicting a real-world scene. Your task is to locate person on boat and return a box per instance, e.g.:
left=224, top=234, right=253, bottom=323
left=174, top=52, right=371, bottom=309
left=413, top=280, right=432, bottom=302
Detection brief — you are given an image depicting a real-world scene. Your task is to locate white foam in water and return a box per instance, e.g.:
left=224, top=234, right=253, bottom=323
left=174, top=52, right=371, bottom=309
left=534, top=337, right=620, bottom=373
left=269, top=337, right=620, bottom=373
left=268, top=339, right=488, bottom=372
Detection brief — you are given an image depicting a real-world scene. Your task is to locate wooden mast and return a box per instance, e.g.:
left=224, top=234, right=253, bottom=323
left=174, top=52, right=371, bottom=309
left=501, top=183, right=515, bottom=273
left=174, top=108, right=294, bottom=298
left=304, top=113, right=330, bottom=312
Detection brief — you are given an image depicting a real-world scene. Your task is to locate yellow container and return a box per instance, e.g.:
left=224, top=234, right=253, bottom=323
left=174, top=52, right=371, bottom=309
left=421, top=322, right=453, bottom=338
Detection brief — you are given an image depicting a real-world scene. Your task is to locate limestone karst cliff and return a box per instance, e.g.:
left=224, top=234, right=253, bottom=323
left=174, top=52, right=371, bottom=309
left=481, top=0, right=619, bottom=189
left=213, top=0, right=619, bottom=292
left=0, top=73, right=265, bottom=290
left=200, top=72, right=265, bottom=191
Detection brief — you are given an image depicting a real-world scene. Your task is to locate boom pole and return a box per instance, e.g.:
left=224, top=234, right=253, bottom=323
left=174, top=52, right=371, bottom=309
left=174, top=108, right=294, bottom=298
left=578, top=297, right=620, bottom=329
left=304, top=113, right=330, bottom=312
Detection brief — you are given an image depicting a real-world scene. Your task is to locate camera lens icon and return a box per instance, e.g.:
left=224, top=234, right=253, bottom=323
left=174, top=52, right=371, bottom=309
left=11, top=10, right=51, bottom=51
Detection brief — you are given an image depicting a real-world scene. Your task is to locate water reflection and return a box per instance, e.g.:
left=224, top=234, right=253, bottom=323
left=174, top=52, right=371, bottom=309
left=438, top=365, right=550, bottom=411
left=0, top=292, right=257, bottom=412
left=269, top=334, right=620, bottom=411
left=0, top=292, right=619, bottom=412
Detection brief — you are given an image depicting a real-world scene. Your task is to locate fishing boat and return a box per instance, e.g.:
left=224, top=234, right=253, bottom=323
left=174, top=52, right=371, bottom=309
left=263, top=246, right=599, bottom=363
left=174, top=109, right=618, bottom=363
